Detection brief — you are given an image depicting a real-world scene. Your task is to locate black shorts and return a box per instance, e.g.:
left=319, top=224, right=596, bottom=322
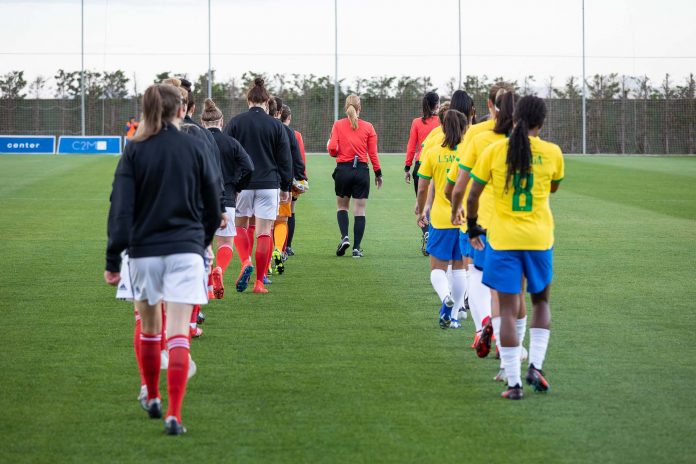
left=412, top=161, right=421, bottom=195
left=333, top=162, right=370, bottom=199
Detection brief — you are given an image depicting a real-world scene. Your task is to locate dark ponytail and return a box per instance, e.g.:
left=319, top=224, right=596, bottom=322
left=493, top=91, right=519, bottom=135
left=505, top=95, right=547, bottom=191
left=450, top=90, right=476, bottom=124
left=442, top=110, right=467, bottom=150
left=421, top=91, right=439, bottom=123
left=247, top=77, right=270, bottom=104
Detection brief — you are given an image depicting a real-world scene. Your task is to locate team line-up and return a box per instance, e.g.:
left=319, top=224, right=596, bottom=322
left=103, top=76, right=563, bottom=435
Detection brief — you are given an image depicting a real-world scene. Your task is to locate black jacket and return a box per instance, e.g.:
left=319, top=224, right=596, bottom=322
left=105, top=122, right=222, bottom=272
left=208, top=128, right=254, bottom=208
left=223, top=107, right=293, bottom=191
left=282, top=123, right=307, bottom=181
left=181, top=122, right=225, bottom=209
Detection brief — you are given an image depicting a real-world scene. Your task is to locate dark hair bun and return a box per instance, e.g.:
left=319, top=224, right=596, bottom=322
left=254, top=77, right=265, bottom=87
left=203, top=98, right=216, bottom=111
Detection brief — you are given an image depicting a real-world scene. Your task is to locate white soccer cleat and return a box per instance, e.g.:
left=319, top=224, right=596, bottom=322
left=138, top=385, right=148, bottom=410
left=458, top=308, right=468, bottom=320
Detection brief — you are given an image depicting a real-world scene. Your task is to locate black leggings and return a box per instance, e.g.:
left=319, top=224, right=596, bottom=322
left=412, top=161, right=421, bottom=196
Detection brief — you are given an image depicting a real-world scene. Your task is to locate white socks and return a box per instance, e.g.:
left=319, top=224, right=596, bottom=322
left=492, top=316, right=502, bottom=366
left=499, top=345, right=522, bottom=387
left=516, top=316, right=527, bottom=348
left=467, top=267, right=491, bottom=332
left=430, top=269, right=450, bottom=303
left=529, top=328, right=550, bottom=370
left=450, top=269, right=467, bottom=319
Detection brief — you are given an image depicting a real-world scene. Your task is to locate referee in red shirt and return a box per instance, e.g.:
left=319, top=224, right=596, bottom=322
left=327, top=95, right=382, bottom=258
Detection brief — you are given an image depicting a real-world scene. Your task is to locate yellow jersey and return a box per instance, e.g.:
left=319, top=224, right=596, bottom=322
left=446, top=156, right=466, bottom=232
left=460, top=130, right=507, bottom=229
left=461, top=118, right=495, bottom=150
left=470, top=136, right=564, bottom=250
left=419, top=125, right=444, bottom=161
left=418, top=141, right=461, bottom=229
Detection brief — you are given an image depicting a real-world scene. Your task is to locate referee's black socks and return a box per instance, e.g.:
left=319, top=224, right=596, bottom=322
left=354, top=216, right=366, bottom=250
left=337, top=210, right=349, bottom=238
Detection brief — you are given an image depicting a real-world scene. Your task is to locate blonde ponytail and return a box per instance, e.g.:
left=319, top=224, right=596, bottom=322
left=345, top=94, right=361, bottom=130
left=131, top=84, right=182, bottom=142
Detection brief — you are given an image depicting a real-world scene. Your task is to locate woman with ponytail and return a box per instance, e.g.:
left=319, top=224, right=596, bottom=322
left=200, top=97, right=254, bottom=299
left=104, top=84, right=223, bottom=434
left=327, top=95, right=382, bottom=258
left=416, top=110, right=470, bottom=329
left=223, top=77, right=293, bottom=293
left=466, top=95, right=564, bottom=400
left=404, top=91, right=440, bottom=253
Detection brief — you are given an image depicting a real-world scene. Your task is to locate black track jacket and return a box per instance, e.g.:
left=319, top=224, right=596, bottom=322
left=208, top=128, right=254, bottom=208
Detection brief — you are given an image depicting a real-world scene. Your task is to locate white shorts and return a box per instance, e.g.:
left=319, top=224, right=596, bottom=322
left=215, top=207, right=237, bottom=237
left=128, top=253, right=208, bottom=306
left=236, top=189, right=279, bottom=220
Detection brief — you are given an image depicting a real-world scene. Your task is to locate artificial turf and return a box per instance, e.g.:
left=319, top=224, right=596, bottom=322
left=0, top=154, right=694, bottom=463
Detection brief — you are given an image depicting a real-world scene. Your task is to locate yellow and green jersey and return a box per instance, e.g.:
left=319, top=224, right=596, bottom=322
left=418, top=141, right=462, bottom=229
left=460, top=130, right=507, bottom=229
left=419, top=125, right=444, bottom=161
left=461, top=118, right=495, bottom=150
left=470, top=136, right=564, bottom=250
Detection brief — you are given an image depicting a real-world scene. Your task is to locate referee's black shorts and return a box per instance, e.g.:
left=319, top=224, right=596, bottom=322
left=333, top=161, right=370, bottom=199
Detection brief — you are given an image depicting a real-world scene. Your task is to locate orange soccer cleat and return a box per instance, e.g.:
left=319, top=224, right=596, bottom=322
left=235, top=260, right=254, bottom=293
left=211, top=266, right=224, bottom=299
left=253, top=280, right=269, bottom=294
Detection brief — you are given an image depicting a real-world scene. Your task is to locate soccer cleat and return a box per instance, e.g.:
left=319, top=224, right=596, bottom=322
left=285, top=246, right=295, bottom=256
left=253, top=280, right=269, bottom=294
left=421, top=231, right=430, bottom=256
left=263, top=275, right=272, bottom=285
left=211, top=266, right=224, bottom=299
left=438, top=295, right=454, bottom=329
left=188, top=355, right=197, bottom=379
left=457, top=307, right=468, bottom=320
left=281, top=251, right=288, bottom=262
left=336, top=236, right=350, bottom=256
left=501, top=384, right=524, bottom=400
left=190, top=327, right=203, bottom=338
left=138, top=385, right=148, bottom=411
left=208, top=290, right=215, bottom=300
left=235, top=260, right=254, bottom=292
left=352, top=248, right=363, bottom=258
left=494, top=368, right=507, bottom=382
left=471, top=331, right=481, bottom=349
left=197, top=310, right=206, bottom=326
left=475, top=318, right=494, bottom=358
left=146, top=398, right=162, bottom=418
left=525, top=364, right=550, bottom=392
left=449, top=319, right=461, bottom=329
left=272, top=249, right=285, bottom=274
left=164, top=416, right=187, bottom=436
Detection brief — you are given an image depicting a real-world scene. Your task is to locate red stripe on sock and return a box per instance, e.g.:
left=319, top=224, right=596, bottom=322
left=166, top=336, right=190, bottom=423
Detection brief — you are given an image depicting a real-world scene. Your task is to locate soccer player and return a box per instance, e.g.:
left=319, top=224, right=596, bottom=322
left=104, top=83, right=222, bottom=433
left=223, top=78, right=293, bottom=293
left=416, top=110, right=470, bottom=329
left=201, top=98, right=254, bottom=297
left=281, top=104, right=308, bottom=257
left=270, top=97, right=306, bottom=274
left=466, top=95, right=564, bottom=400
left=328, top=95, right=383, bottom=258
left=405, top=91, right=440, bottom=254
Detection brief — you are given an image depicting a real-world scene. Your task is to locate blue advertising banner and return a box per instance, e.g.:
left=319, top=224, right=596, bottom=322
left=57, top=136, right=122, bottom=155
left=0, top=136, right=56, bottom=154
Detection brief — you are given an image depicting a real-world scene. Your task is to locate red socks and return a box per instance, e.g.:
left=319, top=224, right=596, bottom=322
left=255, top=234, right=272, bottom=282
left=190, top=304, right=200, bottom=328
left=139, top=332, right=162, bottom=401
left=247, top=225, right=256, bottom=254
left=133, top=311, right=145, bottom=387
left=166, top=335, right=190, bottom=422
left=216, top=244, right=234, bottom=273
left=235, top=227, right=251, bottom=264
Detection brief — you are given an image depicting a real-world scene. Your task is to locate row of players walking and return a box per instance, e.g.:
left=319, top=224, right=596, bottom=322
left=405, top=85, right=563, bottom=401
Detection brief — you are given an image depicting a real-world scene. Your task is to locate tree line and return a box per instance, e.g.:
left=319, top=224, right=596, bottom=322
left=1, top=69, right=695, bottom=101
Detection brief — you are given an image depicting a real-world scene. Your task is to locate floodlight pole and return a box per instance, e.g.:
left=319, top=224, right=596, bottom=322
left=80, top=0, right=85, bottom=136
left=334, top=0, right=339, bottom=121
left=581, top=0, right=587, bottom=154
left=458, top=0, right=462, bottom=90
left=207, top=0, right=212, bottom=98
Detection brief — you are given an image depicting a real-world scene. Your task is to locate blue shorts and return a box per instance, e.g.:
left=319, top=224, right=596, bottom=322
left=470, top=234, right=488, bottom=270
left=482, top=246, right=553, bottom=294
left=427, top=226, right=461, bottom=262
left=458, top=231, right=471, bottom=258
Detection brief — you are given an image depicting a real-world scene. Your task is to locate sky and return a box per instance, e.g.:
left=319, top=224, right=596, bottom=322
left=1, top=0, right=695, bottom=96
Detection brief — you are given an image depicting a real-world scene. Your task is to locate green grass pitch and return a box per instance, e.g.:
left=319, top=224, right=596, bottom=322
left=0, top=154, right=695, bottom=463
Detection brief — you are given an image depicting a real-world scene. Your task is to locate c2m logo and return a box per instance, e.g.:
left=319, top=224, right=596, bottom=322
left=72, top=140, right=108, bottom=152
